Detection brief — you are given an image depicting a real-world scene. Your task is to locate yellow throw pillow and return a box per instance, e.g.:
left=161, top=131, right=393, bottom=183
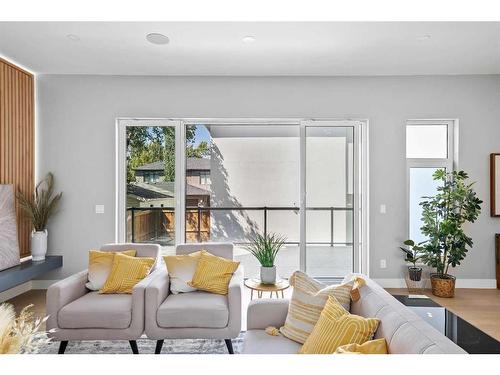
left=100, top=253, right=155, bottom=294
left=188, top=250, right=240, bottom=295
left=299, top=296, right=380, bottom=354
left=280, top=271, right=353, bottom=344
left=86, top=250, right=137, bottom=291
left=163, top=251, right=202, bottom=294
left=335, top=339, right=388, bottom=354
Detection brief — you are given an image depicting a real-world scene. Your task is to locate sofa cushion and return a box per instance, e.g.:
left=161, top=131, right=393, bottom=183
left=299, top=296, right=380, bottom=354
left=58, top=292, right=132, bottom=329
left=157, top=291, right=229, bottom=328
left=242, top=330, right=302, bottom=354
left=280, top=271, right=353, bottom=344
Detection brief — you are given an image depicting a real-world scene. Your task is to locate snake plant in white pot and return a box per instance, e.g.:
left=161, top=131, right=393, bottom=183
left=245, top=233, right=286, bottom=284
left=16, top=173, right=62, bottom=261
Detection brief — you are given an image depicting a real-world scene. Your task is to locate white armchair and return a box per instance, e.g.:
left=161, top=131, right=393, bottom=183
left=46, top=243, right=161, bottom=354
left=145, top=243, right=243, bottom=354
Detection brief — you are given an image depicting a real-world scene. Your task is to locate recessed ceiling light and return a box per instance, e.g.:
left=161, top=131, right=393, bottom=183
left=242, top=35, right=256, bottom=44
left=417, top=34, right=432, bottom=41
left=146, top=33, right=170, bottom=45
left=66, top=34, right=80, bottom=42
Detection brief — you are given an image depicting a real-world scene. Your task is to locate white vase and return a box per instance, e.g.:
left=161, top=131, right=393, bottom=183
left=260, top=266, right=277, bottom=285
left=31, top=230, right=48, bottom=261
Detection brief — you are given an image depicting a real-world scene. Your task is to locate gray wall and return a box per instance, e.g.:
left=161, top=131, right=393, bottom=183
left=37, top=75, right=500, bottom=280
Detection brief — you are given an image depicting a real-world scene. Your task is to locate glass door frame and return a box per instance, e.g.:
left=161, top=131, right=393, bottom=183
left=300, top=120, right=367, bottom=279
left=116, top=118, right=369, bottom=277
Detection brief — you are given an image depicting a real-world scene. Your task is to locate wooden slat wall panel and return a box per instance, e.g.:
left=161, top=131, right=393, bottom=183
left=0, top=58, right=34, bottom=258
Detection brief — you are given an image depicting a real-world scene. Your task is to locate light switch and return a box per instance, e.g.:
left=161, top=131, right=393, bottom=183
left=380, top=259, right=387, bottom=269
left=95, top=205, right=105, bottom=214
left=380, top=204, right=386, bottom=214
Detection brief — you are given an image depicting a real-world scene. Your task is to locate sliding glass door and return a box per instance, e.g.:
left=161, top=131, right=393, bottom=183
left=303, top=124, right=357, bottom=278
left=184, top=124, right=300, bottom=278
left=117, top=119, right=365, bottom=279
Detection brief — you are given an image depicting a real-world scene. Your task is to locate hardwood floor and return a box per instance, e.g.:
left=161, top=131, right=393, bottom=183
left=5, top=289, right=47, bottom=329
left=386, top=288, right=500, bottom=341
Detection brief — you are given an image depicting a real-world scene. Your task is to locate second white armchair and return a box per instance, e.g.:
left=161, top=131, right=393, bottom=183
left=145, top=243, right=243, bottom=354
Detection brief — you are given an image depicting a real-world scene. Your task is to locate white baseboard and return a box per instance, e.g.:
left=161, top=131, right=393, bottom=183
left=0, top=281, right=32, bottom=303
left=373, top=279, right=408, bottom=288
left=31, top=280, right=58, bottom=289
left=374, top=278, right=497, bottom=289
left=455, top=279, right=497, bottom=288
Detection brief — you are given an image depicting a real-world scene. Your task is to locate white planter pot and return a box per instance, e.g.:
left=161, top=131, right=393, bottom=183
left=31, top=230, right=48, bottom=261
left=260, top=266, right=277, bottom=285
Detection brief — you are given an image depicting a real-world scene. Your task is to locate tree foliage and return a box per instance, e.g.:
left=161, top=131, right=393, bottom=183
left=126, top=126, right=206, bottom=183
left=418, top=169, right=482, bottom=277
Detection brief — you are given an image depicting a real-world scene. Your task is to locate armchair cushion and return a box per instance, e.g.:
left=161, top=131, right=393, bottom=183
left=157, top=291, right=229, bottom=328
left=86, top=249, right=136, bottom=291
left=58, top=292, right=132, bottom=329
left=188, top=251, right=240, bottom=295
left=243, top=330, right=302, bottom=354
left=100, top=253, right=155, bottom=294
left=163, top=251, right=202, bottom=294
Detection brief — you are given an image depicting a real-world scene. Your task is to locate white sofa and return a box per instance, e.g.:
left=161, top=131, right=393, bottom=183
left=243, top=274, right=466, bottom=354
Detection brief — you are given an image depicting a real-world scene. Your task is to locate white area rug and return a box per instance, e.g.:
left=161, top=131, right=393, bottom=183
left=38, top=334, right=244, bottom=354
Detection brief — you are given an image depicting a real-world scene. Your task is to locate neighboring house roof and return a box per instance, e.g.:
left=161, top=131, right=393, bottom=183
left=134, top=157, right=210, bottom=172
left=186, top=184, right=211, bottom=196
left=186, top=157, right=210, bottom=171
left=128, top=181, right=210, bottom=201
left=127, top=183, right=173, bottom=200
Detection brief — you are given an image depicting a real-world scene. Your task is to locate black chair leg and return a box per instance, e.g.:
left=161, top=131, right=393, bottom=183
left=58, top=340, right=68, bottom=354
left=155, top=340, right=164, bottom=354
left=129, top=340, right=139, bottom=354
left=224, top=339, right=234, bottom=354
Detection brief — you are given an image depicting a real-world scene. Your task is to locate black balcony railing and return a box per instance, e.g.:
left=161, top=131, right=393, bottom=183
left=126, top=206, right=353, bottom=246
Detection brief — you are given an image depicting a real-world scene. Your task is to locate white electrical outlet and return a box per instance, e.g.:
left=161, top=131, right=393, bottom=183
left=380, top=204, right=386, bottom=214
left=95, top=205, right=105, bottom=214
left=380, top=259, right=387, bottom=269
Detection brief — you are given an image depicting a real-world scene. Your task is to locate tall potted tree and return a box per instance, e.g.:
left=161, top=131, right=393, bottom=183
left=419, top=169, right=482, bottom=298
left=16, top=173, right=62, bottom=261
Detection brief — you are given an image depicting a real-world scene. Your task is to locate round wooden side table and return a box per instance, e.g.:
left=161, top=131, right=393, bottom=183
left=244, top=278, right=290, bottom=300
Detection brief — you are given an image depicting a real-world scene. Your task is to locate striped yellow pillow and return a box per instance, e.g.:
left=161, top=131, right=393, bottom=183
left=100, top=253, right=155, bottom=294
left=280, top=271, right=353, bottom=344
left=299, top=296, right=380, bottom=354
left=188, top=250, right=239, bottom=295
left=86, top=250, right=137, bottom=291
left=335, top=338, right=387, bottom=354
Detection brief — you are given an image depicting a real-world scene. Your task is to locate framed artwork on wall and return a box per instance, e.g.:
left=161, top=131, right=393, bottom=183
left=491, top=154, right=500, bottom=217
left=0, top=184, right=21, bottom=271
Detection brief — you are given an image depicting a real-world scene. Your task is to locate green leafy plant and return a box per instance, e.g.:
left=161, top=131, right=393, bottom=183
left=399, top=239, right=425, bottom=268
left=419, top=169, right=482, bottom=278
left=16, top=172, right=62, bottom=231
left=244, top=233, right=287, bottom=267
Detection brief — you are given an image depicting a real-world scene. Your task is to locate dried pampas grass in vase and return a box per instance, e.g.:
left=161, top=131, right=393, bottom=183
left=0, top=303, right=52, bottom=354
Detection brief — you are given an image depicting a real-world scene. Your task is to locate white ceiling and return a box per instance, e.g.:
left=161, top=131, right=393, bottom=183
left=0, top=22, right=499, bottom=76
